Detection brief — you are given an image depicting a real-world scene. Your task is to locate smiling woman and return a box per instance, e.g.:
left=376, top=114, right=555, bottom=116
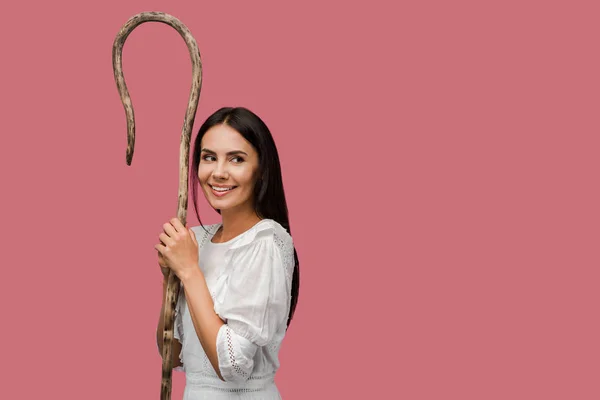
left=155, top=107, right=300, bottom=399
left=198, top=123, right=260, bottom=214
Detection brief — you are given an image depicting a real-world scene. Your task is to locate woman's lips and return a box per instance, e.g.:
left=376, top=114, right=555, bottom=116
left=210, top=185, right=236, bottom=197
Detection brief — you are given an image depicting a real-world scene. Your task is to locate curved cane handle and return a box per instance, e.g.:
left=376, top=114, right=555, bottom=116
left=112, top=11, right=203, bottom=400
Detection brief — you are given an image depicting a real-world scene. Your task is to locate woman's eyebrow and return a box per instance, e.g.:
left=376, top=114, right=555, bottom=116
left=201, top=148, right=248, bottom=156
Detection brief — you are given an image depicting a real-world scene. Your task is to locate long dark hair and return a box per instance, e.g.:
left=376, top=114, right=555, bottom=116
left=190, top=107, right=300, bottom=328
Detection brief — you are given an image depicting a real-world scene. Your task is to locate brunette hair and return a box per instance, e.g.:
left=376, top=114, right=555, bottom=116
left=190, top=107, right=300, bottom=328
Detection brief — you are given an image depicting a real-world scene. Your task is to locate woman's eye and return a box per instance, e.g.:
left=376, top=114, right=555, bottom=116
left=201, top=155, right=243, bottom=163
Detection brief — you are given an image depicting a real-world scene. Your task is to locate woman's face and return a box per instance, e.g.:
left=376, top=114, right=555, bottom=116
left=197, top=124, right=260, bottom=213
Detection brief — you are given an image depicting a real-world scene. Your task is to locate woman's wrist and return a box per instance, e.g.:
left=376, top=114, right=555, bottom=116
left=180, top=264, right=203, bottom=287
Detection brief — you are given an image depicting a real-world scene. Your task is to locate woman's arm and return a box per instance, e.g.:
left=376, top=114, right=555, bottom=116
left=179, top=267, right=225, bottom=380
left=156, top=220, right=289, bottom=382
left=156, top=278, right=183, bottom=369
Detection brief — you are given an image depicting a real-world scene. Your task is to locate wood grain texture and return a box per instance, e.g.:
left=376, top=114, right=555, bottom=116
left=112, top=11, right=203, bottom=400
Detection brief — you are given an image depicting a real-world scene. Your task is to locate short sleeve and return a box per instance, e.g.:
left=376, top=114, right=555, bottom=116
left=214, top=227, right=291, bottom=346
left=213, top=222, right=293, bottom=382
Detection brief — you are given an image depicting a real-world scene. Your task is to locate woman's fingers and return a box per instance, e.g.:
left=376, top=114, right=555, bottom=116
left=156, top=219, right=191, bottom=278
left=169, top=217, right=186, bottom=233
left=158, top=232, right=174, bottom=247
left=163, top=222, right=178, bottom=238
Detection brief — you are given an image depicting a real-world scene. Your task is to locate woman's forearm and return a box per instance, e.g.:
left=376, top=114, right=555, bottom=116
left=180, top=266, right=225, bottom=380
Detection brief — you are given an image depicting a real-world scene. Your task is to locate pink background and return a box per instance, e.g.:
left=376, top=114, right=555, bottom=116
left=1, top=0, right=599, bottom=399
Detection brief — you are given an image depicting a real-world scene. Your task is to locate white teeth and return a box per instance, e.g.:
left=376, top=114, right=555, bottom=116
left=211, top=185, right=234, bottom=192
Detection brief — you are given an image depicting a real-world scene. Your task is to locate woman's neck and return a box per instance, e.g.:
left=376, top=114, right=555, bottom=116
left=216, top=208, right=263, bottom=243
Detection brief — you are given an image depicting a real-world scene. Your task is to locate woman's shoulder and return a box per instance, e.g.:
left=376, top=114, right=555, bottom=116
left=231, top=218, right=292, bottom=250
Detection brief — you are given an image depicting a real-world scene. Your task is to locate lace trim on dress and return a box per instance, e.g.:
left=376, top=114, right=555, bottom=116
left=273, top=231, right=295, bottom=286
left=185, top=370, right=275, bottom=391
left=198, top=224, right=218, bottom=248
left=225, top=325, right=249, bottom=379
left=192, top=387, right=265, bottom=393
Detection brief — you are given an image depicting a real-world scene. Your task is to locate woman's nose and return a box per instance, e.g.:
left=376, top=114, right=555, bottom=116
left=212, top=162, right=228, bottom=179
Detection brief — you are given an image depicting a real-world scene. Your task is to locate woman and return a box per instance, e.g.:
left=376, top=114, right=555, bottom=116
left=155, top=107, right=300, bottom=399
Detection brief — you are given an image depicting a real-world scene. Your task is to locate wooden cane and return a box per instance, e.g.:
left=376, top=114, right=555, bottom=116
left=112, top=11, right=203, bottom=400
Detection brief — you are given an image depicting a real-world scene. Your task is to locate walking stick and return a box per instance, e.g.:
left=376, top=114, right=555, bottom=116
left=112, top=11, right=203, bottom=400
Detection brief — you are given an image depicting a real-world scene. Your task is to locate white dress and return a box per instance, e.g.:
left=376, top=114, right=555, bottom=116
left=172, top=219, right=295, bottom=399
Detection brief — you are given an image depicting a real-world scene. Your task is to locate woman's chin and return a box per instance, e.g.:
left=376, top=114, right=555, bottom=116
left=209, top=197, right=239, bottom=212
left=208, top=198, right=227, bottom=208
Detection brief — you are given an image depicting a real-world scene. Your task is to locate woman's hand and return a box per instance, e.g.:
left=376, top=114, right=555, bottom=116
left=155, top=218, right=200, bottom=281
